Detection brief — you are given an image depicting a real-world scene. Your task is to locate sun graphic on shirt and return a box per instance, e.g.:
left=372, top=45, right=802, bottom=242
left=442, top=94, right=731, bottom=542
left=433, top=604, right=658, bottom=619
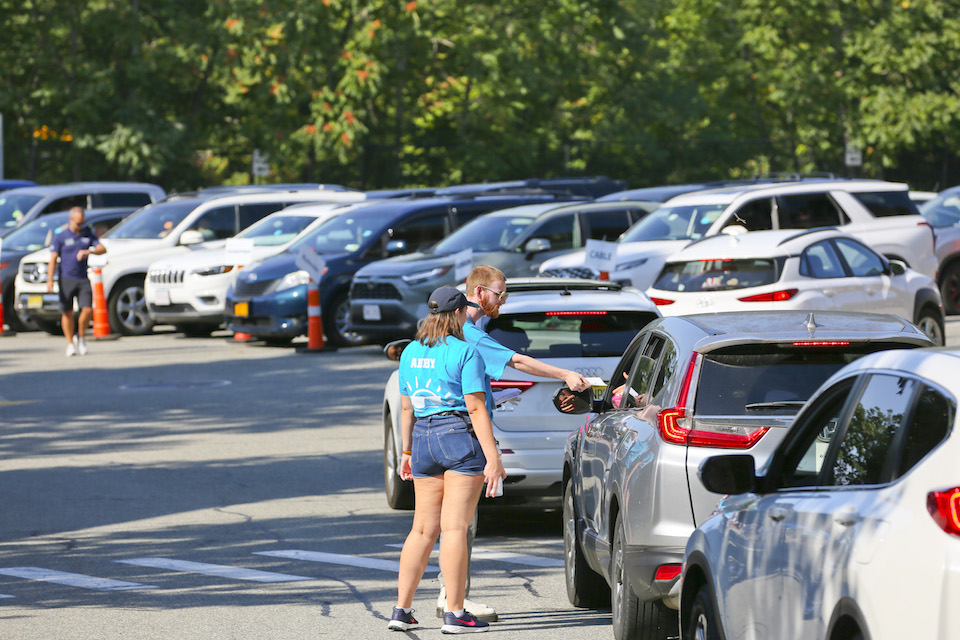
left=406, top=377, right=456, bottom=411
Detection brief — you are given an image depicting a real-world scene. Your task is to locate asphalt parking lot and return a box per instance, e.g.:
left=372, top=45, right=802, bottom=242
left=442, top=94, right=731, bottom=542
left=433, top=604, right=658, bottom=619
left=1, top=318, right=958, bottom=639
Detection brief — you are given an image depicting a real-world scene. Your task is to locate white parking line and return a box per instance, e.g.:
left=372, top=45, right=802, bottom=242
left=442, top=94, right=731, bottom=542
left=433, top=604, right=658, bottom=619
left=254, top=549, right=439, bottom=574
left=0, top=594, right=14, bottom=598
left=384, top=543, right=563, bottom=568
left=0, top=567, right=157, bottom=591
left=115, top=558, right=312, bottom=583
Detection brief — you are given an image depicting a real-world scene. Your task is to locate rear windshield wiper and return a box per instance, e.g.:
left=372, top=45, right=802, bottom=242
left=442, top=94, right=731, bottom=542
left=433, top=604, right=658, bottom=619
left=744, top=400, right=806, bottom=411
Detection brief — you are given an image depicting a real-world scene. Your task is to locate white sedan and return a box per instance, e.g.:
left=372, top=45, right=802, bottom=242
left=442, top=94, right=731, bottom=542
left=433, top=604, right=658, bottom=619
left=682, top=346, right=960, bottom=640
left=646, top=228, right=945, bottom=345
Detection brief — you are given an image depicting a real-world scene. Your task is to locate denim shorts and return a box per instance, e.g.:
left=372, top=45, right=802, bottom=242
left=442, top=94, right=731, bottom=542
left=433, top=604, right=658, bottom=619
left=411, top=414, right=487, bottom=478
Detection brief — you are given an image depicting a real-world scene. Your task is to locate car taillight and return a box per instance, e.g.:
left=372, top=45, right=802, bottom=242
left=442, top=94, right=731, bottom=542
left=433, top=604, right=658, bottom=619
left=545, top=310, right=607, bottom=315
left=737, top=289, right=799, bottom=302
left=657, top=352, right=769, bottom=449
left=649, top=297, right=675, bottom=306
left=927, top=487, right=960, bottom=536
left=654, top=564, right=682, bottom=581
left=491, top=380, right=535, bottom=393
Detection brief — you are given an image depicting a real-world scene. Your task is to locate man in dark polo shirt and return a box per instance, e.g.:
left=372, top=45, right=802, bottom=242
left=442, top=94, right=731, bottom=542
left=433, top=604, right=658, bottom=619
left=47, top=207, right=107, bottom=356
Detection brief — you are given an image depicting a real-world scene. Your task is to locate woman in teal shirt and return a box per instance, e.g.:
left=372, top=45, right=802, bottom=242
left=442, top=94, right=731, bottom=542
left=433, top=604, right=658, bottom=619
left=388, top=286, right=506, bottom=634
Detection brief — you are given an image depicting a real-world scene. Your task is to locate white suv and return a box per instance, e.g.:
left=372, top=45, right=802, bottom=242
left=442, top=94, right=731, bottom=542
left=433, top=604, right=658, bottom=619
left=540, top=180, right=938, bottom=290
left=14, top=188, right=364, bottom=335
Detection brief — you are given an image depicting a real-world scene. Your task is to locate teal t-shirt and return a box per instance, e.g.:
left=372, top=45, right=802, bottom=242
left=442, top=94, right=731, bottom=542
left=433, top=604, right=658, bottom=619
left=462, top=317, right=516, bottom=416
left=399, top=336, right=486, bottom=417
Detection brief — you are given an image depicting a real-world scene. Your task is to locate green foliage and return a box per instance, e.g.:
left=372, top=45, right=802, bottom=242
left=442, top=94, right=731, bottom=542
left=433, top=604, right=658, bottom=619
left=2, top=0, right=959, bottom=190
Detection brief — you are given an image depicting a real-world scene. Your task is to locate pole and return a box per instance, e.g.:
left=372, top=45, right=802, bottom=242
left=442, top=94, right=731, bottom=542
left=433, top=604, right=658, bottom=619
left=1, top=113, right=5, bottom=180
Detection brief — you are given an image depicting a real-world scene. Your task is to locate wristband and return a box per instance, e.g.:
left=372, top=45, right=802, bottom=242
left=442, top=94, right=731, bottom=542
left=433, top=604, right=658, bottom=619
left=402, top=449, right=412, bottom=455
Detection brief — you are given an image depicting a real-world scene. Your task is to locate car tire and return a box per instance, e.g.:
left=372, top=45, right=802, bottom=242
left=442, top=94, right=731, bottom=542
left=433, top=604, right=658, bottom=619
left=684, top=585, right=720, bottom=640
left=939, top=261, right=960, bottom=315
left=325, top=292, right=366, bottom=348
left=915, top=305, right=945, bottom=346
left=563, top=481, right=609, bottom=608
left=384, top=410, right=414, bottom=510
left=108, top=276, right=155, bottom=336
left=612, top=513, right=679, bottom=640
left=2, top=287, right=34, bottom=332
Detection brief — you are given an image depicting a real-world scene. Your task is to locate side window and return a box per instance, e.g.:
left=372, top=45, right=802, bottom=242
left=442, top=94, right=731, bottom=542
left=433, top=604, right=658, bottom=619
left=777, top=193, right=843, bottom=228
left=42, top=194, right=89, bottom=214
left=647, top=339, right=678, bottom=408
left=729, top=198, right=773, bottom=231
left=822, top=374, right=917, bottom=487
left=192, top=206, right=236, bottom=240
left=894, top=384, right=954, bottom=479
left=239, top=203, right=283, bottom=230
left=388, top=212, right=450, bottom=253
left=87, top=216, right=126, bottom=238
left=622, top=335, right=665, bottom=409
left=450, top=206, right=489, bottom=227
left=852, top=191, right=918, bottom=217
left=833, top=237, right=885, bottom=277
left=98, top=192, right=152, bottom=207
left=530, top=214, right=578, bottom=250
left=799, top=241, right=846, bottom=278
left=586, top=210, right=631, bottom=241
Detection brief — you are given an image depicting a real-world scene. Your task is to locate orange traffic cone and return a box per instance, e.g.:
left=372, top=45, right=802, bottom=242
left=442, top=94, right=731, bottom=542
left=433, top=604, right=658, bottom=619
left=0, top=282, right=16, bottom=337
left=297, top=280, right=336, bottom=353
left=90, top=267, right=120, bottom=340
left=233, top=331, right=255, bottom=342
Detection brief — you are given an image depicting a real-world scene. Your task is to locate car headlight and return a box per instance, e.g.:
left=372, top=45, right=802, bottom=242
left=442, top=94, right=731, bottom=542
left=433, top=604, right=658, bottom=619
left=402, top=265, right=451, bottom=284
left=616, top=257, right=649, bottom=271
left=277, top=269, right=311, bottom=291
left=193, top=265, right=235, bottom=277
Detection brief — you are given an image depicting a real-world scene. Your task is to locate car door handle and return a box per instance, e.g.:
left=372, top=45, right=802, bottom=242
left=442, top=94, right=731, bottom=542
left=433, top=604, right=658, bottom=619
left=822, top=289, right=836, bottom=297
left=864, top=288, right=878, bottom=295
left=834, top=507, right=860, bottom=527
left=768, top=507, right=790, bottom=522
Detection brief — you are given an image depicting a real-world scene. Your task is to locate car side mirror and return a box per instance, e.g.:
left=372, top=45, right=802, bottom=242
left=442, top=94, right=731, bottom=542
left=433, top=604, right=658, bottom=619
left=720, top=225, right=748, bottom=236
left=698, top=455, right=757, bottom=495
left=524, top=238, right=551, bottom=257
left=552, top=387, right=595, bottom=415
left=887, top=259, right=907, bottom=276
left=179, top=229, right=205, bottom=245
left=383, top=338, right=411, bottom=361
left=386, top=239, right=408, bottom=255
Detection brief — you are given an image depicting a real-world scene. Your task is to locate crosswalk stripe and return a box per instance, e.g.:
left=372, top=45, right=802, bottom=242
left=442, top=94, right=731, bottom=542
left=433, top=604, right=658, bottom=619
left=0, top=567, right=156, bottom=591
left=0, top=594, right=14, bottom=598
left=383, top=543, right=562, bottom=568
left=115, top=558, right=311, bottom=583
left=254, top=549, right=439, bottom=574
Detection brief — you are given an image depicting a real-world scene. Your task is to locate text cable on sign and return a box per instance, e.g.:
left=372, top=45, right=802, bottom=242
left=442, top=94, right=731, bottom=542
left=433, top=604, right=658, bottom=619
left=584, top=239, right=617, bottom=280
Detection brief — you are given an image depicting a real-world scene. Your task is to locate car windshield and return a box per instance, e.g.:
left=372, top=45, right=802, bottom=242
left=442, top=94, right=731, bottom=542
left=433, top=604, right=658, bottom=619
left=239, top=214, right=318, bottom=246
left=1, top=213, right=70, bottom=251
left=289, top=209, right=395, bottom=254
left=485, top=310, right=659, bottom=359
left=620, top=203, right=727, bottom=242
left=0, top=194, right=43, bottom=230
left=105, top=201, right=198, bottom=239
left=432, top=215, right=537, bottom=254
left=653, top=258, right=781, bottom=292
left=920, top=190, right=960, bottom=227
left=695, top=343, right=918, bottom=416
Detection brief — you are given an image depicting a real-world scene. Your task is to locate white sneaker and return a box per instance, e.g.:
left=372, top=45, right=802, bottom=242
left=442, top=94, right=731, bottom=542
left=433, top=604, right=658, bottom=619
left=65, top=343, right=77, bottom=357
left=436, top=586, right=498, bottom=622
left=76, top=336, right=88, bottom=356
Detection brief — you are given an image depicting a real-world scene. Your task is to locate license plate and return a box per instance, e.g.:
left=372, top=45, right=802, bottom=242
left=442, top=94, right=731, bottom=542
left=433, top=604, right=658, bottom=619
left=154, top=290, right=171, bottom=306
left=27, top=295, right=43, bottom=309
left=234, top=302, right=249, bottom=317
left=363, top=304, right=382, bottom=321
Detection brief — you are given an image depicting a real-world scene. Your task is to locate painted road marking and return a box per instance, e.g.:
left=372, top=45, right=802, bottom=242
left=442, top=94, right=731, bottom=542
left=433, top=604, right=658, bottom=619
left=384, top=544, right=563, bottom=568
left=0, top=567, right=156, bottom=591
left=115, top=558, right=311, bottom=583
left=254, top=549, right=439, bottom=574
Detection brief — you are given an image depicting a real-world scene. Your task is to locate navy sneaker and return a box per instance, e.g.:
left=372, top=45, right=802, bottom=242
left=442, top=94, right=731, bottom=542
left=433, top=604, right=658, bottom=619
left=387, top=607, right=419, bottom=631
left=440, top=610, right=490, bottom=634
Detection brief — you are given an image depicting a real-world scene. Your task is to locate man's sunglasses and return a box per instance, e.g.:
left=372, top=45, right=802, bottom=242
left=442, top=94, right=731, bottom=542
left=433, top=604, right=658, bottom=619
left=481, top=285, right=509, bottom=302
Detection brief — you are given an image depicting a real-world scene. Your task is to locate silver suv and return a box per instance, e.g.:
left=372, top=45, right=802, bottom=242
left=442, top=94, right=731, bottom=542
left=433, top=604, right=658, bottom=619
left=557, top=310, right=933, bottom=640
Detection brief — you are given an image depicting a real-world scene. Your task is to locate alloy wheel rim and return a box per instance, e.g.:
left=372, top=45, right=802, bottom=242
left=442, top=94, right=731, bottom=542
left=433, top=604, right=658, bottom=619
left=563, top=493, right=576, bottom=591
left=919, top=316, right=943, bottom=345
left=694, top=611, right=708, bottom=640
left=117, top=286, right=149, bottom=330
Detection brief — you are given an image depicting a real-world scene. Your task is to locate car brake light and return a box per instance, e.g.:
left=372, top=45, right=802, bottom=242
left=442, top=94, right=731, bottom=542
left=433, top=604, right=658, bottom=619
left=0, top=261, right=8, bottom=269
left=649, top=297, right=675, bottom=306
left=491, top=380, right=535, bottom=392
left=657, top=352, right=769, bottom=449
left=737, top=289, right=799, bottom=302
left=545, top=310, right=607, bottom=315
left=927, top=487, right=960, bottom=536
left=654, top=564, right=682, bottom=581
left=791, top=341, right=851, bottom=347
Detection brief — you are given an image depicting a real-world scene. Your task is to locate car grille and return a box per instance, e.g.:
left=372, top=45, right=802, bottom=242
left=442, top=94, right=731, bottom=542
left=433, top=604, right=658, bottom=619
left=351, top=281, right=402, bottom=300
left=234, top=279, right=275, bottom=297
left=148, top=269, right=185, bottom=285
left=541, top=267, right=599, bottom=279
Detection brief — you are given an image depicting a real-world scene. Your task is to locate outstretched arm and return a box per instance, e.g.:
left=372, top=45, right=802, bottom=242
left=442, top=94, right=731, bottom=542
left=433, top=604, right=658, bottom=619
left=508, top=353, right=589, bottom=391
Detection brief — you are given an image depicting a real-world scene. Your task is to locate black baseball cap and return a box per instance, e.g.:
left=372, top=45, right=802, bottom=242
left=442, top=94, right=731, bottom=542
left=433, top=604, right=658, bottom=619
left=428, top=286, right=479, bottom=314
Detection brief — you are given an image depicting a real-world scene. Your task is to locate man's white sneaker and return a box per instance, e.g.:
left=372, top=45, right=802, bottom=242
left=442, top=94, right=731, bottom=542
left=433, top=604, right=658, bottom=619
left=436, top=588, right=498, bottom=622
left=76, top=336, right=88, bottom=356
left=65, top=343, right=77, bottom=357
